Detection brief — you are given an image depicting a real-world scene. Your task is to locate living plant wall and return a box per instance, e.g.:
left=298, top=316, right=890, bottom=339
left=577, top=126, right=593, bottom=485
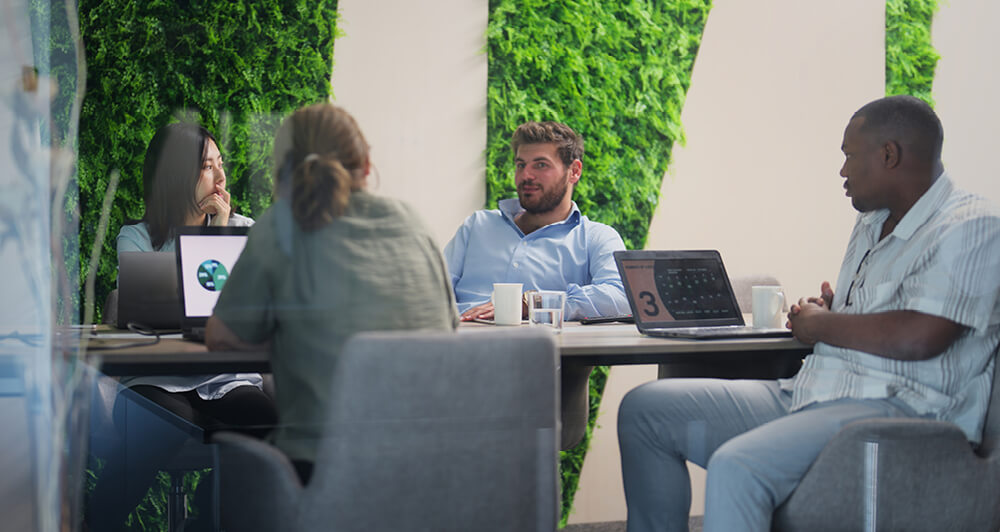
left=74, top=0, right=339, bottom=322
left=486, top=0, right=712, bottom=523
left=886, top=0, right=940, bottom=104
left=63, top=1, right=338, bottom=528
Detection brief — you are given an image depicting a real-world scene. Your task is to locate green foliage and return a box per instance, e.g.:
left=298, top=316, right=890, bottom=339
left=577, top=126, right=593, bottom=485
left=486, top=0, right=712, bottom=523
left=487, top=0, right=711, bottom=251
left=886, top=0, right=940, bottom=104
left=72, top=0, right=339, bottom=319
left=122, top=470, right=209, bottom=531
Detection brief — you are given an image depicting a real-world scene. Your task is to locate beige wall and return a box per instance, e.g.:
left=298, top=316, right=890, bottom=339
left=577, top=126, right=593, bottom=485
left=330, top=0, right=1000, bottom=525
left=570, top=0, right=1000, bottom=525
left=331, top=0, right=488, bottom=247
left=933, top=0, right=1000, bottom=203
left=570, top=0, right=884, bottom=524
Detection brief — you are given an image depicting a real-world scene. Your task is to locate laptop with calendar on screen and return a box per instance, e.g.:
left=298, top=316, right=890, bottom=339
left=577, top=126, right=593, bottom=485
left=175, top=226, right=250, bottom=341
left=614, top=250, right=792, bottom=339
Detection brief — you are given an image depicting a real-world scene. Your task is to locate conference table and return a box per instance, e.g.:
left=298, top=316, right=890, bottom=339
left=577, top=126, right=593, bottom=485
left=79, top=322, right=812, bottom=377
left=77, top=321, right=811, bottom=449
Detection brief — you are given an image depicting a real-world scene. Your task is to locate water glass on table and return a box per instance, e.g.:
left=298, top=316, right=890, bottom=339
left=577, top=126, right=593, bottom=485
left=528, top=290, right=566, bottom=333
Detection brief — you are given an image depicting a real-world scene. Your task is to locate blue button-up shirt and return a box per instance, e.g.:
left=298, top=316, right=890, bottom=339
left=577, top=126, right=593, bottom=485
left=443, top=198, right=629, bottom=320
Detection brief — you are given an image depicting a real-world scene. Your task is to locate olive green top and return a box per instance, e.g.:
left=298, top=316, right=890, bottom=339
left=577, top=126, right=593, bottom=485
left=214, top=191, right=458, bottom=462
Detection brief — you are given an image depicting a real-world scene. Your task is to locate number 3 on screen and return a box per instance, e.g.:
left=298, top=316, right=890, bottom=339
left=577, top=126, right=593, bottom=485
left=638, top=290, right=659, bottom=317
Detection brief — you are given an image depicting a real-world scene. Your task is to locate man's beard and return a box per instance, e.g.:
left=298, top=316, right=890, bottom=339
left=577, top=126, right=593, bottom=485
left=518, top=169, right=570, bottom=215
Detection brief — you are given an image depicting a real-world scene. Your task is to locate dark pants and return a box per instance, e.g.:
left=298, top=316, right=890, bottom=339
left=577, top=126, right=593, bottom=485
left=87, top=384, right=277, bottom=531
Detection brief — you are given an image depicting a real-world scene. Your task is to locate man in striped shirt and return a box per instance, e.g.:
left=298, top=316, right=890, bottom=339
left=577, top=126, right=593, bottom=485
left=618, top=95, right=1000, bottom=532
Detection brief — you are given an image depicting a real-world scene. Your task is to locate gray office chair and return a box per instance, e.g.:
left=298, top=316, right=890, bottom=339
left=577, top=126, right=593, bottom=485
left=658, top=274, right=800, bottom=379
left=772, top=353, right=1000, bottom=531
left=212, top=329, right=560, bottom=532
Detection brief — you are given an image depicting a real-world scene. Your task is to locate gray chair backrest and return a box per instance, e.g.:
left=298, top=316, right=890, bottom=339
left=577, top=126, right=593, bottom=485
left=978, top=352, right=1000, bottom=455
left=300, top=329, right=560, bottom=532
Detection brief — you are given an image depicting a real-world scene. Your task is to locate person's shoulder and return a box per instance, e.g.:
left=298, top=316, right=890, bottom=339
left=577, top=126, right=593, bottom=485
left=117, top=222, right=148, bottom=238
left=454, top=203, right=506, bottom=231
left=357, top=193, right=418, bottom=220
left=942, top=187, right=1000, bottom=225
left=578, top=213, right=624, bottom=240
left=353, top=193, right=437, bottom=234
left=116, top=222, right=153, bottom=252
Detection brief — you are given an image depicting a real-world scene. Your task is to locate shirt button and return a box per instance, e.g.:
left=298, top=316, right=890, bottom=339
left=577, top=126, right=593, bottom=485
left=513, top=262, right=519, bottom=268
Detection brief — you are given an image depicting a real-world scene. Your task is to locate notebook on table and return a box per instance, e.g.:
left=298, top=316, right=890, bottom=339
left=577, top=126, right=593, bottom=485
left=117, top=251, right=182, bottom=330
left=175, top=226, right=250, bottom=342
left=614, top=250, right=792, bottom=339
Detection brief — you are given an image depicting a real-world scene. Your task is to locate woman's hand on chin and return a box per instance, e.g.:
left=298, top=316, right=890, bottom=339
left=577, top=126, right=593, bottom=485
left=201, top=183, right=232, bottom=225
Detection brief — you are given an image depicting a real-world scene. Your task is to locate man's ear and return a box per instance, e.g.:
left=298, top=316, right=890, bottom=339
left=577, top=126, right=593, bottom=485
left=569, top=159, right=582, bottom=184
left=883, top=140, right=901, bottom=169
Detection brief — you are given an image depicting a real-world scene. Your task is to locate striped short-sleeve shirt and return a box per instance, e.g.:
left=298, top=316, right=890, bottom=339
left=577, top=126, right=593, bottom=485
left=781, top=173, right=1000, bottom=444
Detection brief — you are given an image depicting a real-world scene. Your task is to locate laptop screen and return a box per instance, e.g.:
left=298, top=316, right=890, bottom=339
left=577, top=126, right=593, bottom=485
left=175, top=227, right=249, bottom=323
left=614, top=250, right=744, bottom=329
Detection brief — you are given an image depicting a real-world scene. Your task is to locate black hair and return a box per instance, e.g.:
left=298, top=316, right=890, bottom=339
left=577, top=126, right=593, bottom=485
left=852, top=95, right=944, bottom=165
left=141, top=123, right=217, bottom=249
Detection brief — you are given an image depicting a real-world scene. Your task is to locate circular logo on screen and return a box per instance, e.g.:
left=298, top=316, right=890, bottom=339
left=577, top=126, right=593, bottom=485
left=196, top=260, right=229, bottom=292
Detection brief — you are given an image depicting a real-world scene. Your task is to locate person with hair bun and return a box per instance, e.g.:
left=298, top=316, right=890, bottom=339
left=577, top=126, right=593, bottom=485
left=207, top=103, right=458, bottom=484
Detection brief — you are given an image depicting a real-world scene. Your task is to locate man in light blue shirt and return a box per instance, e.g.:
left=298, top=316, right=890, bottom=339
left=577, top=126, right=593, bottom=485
left=443, top=121, right=629, bottom=322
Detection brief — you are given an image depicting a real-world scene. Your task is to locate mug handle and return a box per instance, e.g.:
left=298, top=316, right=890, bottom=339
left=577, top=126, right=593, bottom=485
left=771, top=291, right=785, bottom=315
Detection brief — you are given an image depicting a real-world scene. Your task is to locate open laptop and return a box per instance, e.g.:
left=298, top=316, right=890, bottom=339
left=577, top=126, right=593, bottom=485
left=117, top=251, right=182, bottom=330
left=614, top=250, right=792, bottom=339
left=175, top=226, right=250, bottom=341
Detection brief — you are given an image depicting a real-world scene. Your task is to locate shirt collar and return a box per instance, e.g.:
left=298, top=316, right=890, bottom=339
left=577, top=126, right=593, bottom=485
left=497, top=197, right=582, bottom=227
left=858, top=171, right=952, bottom=241
left=889, top=171, right=953, bottom=241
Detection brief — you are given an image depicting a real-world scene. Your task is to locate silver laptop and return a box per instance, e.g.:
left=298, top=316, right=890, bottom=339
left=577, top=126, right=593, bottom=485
left=117, top=251, right=181, bottom=330
left=614, top=250, right=792, bottom=339
left=175, top=226, right=250, bottom=341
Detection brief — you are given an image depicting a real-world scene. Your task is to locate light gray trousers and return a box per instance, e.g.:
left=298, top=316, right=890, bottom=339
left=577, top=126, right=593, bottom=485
left=617, top=378, right=917, bottom=532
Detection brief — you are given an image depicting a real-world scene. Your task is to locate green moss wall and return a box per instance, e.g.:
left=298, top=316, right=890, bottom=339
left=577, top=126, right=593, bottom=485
left=486, top=0, right=713, bottom=523
left=73, top=0, right=339, bottom=319
left=886, top=0, right=940, bottom=104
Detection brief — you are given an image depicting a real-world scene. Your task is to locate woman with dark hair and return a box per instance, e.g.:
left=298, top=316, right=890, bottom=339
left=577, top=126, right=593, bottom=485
left=206, top=103, right=458, bottom=485
left=89, top=123, right=276, bottom=531
left=118, top=122, right=252, bottom=253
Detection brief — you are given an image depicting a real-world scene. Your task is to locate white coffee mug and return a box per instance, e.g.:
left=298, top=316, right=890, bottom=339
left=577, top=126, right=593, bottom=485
left=751, top=285, right=785, bottom=329
left=492, top=283, right=523, bottom=326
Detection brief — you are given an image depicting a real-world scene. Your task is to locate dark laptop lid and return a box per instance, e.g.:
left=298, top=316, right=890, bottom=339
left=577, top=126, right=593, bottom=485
left=614, top=250, right=745, bottom=333
left=175, top=226, right=250, bottom=334
left=117, top=251, right=181, bottom=330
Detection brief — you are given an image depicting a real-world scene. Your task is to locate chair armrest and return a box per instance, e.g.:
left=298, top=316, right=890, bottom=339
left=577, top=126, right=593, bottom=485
left=212, top=431, right=302, bottom=531
left=774, top=418, right=1000, bottom=532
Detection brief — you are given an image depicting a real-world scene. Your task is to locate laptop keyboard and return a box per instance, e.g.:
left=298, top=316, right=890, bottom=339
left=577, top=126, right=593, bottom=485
left=649, top=325, right=792, bottom=339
